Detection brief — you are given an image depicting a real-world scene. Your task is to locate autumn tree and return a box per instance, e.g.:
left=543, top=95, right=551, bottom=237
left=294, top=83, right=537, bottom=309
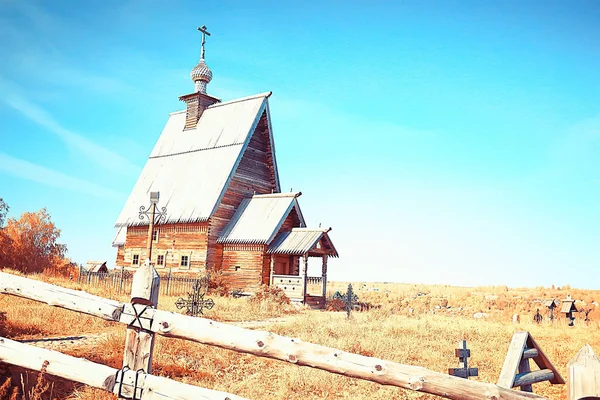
left=0, top=198, right=11, bottom=268
left=2, top=208, right=67, bottom=274
left=0, top=198, right=7, bottom=227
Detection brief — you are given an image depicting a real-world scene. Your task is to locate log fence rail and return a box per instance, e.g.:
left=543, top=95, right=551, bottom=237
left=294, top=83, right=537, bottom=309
left=0, top=267, right=594, bottom=400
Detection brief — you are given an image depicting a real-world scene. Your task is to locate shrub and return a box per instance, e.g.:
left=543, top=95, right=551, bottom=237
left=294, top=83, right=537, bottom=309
left=326, top=298, right=346, bottom=312
left=249, top=285, right=290, bottom=305
left=207, top=270, right=230, bottom=297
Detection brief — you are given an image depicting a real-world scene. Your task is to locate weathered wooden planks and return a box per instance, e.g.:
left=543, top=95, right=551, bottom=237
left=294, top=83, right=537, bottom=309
left=119, top=222, right=209, bottom=271
left=123, top=262, right=160, bottom=373
left=206, top=111, right=278, bottom=271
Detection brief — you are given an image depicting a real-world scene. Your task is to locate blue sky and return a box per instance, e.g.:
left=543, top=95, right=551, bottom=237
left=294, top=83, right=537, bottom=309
left=1, top=1, right=598, bottom=288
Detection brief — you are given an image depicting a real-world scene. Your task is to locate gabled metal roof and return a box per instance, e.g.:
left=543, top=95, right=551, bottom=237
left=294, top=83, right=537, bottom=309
left=217, top=193, right=305, bottom=244
left=267, top=228, right=338, bottom=257
left=115, top=92, right=281, bottom=227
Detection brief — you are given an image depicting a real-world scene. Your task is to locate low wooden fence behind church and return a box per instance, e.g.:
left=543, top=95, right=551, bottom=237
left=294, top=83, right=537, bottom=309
left=0, top=269, right=556, bottom=400
left=78, top=268, right=203, bottom=296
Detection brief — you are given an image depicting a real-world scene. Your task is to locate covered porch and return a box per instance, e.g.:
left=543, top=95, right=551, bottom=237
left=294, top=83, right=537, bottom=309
left=267, top=228, right=338, bottom=309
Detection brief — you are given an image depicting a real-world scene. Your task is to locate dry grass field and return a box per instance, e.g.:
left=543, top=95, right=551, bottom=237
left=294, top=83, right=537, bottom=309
left=1, top=270, right=599, bottom=400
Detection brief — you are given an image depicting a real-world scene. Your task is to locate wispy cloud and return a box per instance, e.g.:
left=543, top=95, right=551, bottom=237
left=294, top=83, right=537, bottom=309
left=0, top=78, right=141, bottom=177
left=0, top=152, right=124, bottom=199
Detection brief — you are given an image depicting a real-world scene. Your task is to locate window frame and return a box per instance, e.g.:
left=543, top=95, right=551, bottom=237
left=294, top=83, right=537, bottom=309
left=180, top=255, right=189, bottom=267
left=132, top=254, right=139, bottom=265
left=157, top=254, right=164, bottom=266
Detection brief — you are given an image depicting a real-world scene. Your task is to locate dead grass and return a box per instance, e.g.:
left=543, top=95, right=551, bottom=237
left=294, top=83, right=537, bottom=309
left=1, top=271, right=599, bottom=399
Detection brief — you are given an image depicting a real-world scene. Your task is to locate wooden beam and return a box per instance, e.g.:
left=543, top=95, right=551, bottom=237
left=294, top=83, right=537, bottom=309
left=321, top=255, right=328, bottom=299
left=123, top=261, right=160, bottom=373
left=269, top=254, right=274, bottom=286
left=513, top=370, right=555, bottom=388
left=0, top=336, right=246, bottom=400
left=522, top=349, right=539, bottom=359
left=498, top=332, right=529, bottom=389
left=519, top=356, right=533, bottom=392
left=0, top=272, right=548, bottom=400
left=302, top=254, right=308, bottom=305
left=526, top=334, right=565, bottom=384
left=567, top=344, right=600, bottom=400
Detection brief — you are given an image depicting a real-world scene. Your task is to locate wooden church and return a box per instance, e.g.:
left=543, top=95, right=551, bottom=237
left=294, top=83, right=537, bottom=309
left=113, top=28, right=338, bottom=307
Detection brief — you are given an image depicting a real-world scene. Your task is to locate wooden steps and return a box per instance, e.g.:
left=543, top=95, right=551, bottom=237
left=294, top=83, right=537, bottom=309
left=305, top=295, right=326, bottom=309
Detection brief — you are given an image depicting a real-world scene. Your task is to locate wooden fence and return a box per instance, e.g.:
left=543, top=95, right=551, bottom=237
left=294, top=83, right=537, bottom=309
left=0, top=266, right=592, bottom=400
left=78, top=268, right=206, bottom=296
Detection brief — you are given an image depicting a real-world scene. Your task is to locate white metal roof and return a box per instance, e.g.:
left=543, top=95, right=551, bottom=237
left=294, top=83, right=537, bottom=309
left=267, top=228, right=338, bottom=257
left=217, top=193, right=305, bottom=244
left=115, top=92, right=280, bottom=227
left=112, top=226, right=127, bottom=247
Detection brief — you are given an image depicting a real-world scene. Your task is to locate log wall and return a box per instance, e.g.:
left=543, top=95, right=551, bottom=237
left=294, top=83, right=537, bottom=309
left=116, top=223, right=209, bottom=272
left=207, top=111, right=278, bottom=270
left=220, top=244, right=267, bottom=291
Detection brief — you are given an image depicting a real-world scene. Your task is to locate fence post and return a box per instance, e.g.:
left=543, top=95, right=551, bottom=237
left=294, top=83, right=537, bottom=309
left=119, top=266, right=124, bottom=293
left=567, top=344, right=600, bottom=400
left=166, top=268, right=171, bottom=296
left=123, top=260, right=160, bottom=373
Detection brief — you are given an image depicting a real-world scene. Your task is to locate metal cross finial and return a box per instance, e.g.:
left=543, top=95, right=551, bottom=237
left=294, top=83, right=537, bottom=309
left=197, top=25, right=211, bottom=61
left=139, top=191, right=167, bottom=263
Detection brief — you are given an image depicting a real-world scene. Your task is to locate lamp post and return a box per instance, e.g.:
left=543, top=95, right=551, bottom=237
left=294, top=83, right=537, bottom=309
left=139, top=191, right=167, bottom=263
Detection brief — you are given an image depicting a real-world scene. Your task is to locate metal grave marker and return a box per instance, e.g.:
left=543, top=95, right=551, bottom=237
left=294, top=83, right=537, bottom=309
left=333, top=284, right=359, bottom=318
left=175, top=276, right=214, bottom=316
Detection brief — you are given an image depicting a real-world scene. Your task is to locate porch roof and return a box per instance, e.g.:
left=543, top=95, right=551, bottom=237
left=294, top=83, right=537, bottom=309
left=267, top=228, right=338, bottom=257
left=217, top=193, right=306, bottom=244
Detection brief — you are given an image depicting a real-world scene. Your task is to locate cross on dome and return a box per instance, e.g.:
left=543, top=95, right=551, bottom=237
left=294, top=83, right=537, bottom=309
left=190, top=25, right=213, bottom=94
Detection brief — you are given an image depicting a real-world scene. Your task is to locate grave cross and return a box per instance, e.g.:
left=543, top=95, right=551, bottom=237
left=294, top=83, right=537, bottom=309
left=175, top=277, right=214, bottom=316
left=197, top=25, right=211, bottom=60
left=345, top=284, right=355, bottom=318
left=448, top=340, right=478, bottom=379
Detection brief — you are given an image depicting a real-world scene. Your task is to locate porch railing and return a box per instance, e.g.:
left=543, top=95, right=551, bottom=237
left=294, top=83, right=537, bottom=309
left=306, top=276, right=324, bottom=296
left=271, top=274, right=303, bottom=299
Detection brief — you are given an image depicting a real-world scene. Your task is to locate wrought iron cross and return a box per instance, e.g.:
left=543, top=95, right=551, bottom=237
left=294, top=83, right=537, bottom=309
left=138, top=191, right=167, bottom=262
left=197, top=25, right=211, bottom=60
left=175, top=277, right=214, bottom=317
left=448, top=340, right=478, bottom=379
left=333, top=284, right=359, bottom=318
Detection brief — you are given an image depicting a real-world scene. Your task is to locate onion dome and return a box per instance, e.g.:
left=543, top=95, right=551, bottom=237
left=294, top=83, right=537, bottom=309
left=190, top=59, right=212, bottom=94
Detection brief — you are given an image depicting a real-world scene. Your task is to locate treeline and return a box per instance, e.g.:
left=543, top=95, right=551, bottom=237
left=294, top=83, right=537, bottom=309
left=0, top=198, right=73, bottom=275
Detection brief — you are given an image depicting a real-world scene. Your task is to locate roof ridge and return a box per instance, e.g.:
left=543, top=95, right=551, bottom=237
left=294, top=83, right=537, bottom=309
left=208, top=91, right=272, bottom=109
left=168, top=92, right=272, bottom=115
left=251, top=192, right=301, bottom=199
left=291, top=227, right=332, bottom=233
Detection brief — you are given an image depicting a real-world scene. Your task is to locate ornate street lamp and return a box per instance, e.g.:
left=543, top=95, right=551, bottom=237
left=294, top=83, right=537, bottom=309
left=139, top=191, right=167, bottom=263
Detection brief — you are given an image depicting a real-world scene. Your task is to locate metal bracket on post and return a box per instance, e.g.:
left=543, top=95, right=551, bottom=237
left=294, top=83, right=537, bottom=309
left=114, top=367, right=145, bottom=400
left=119, top=303, right=156, bottom=331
